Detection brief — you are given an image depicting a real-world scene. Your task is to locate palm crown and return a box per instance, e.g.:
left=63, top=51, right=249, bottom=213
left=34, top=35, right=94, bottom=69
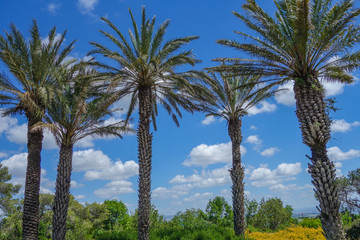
left=89, top=7, right=200, bottom=129
left=36, top=63, right=132, bottom=146
left=200, top=73, right=278, bottom=121
left=0, top=20, right=75, bottom=118
left=214, top=0, right=360, bottom=85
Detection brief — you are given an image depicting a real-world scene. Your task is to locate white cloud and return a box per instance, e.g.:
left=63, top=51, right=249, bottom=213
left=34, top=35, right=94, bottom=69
left=77, top=0, right=99, bottom=15
left=331, top=119, right=360, bottom=133
left=71, top=180, right=84, bottom=188
left=184, top=192, right=213, bottom=202
left=75, top=195, right=86, bottom=200
left=84, top=159, right=138, bottom=181
left=94, top=180, right=134, bottom=198
left=275, top=82, right=295, bottom=106
left=1, top=153, right=53, bottom=193
left=170, top=165, right=231, bottom=189
left=275, top=79, right=352, bottom=107
left=247, top=101, right=276, bottom=116
left=245, top=135, right=262, bottom=151
left=327, top=146, right=360, bottom=161
left=2, top=119, right=57, bottom=150
left=261, top=147, right=279, bottom=157
left=270, top=184, right=312, bottom=192
left=1, top=153, right=28, bottom=176
left=47, top=3, right=61, bottom=15
left=152, top=185, right=190, bottom=200
left=0, top=114, right=18, bottom=134
left=250, top=125, right=258, bottom=130
left=249, top=162, right=302, bottom=187
left=322, top=81, right=346, bottom=97
left=0, top=152, right=8, bottom=158
left=201, top=116, right=216, bottom=125
left=73, top=149, right=112, bottom=172
left=183, top=142, right=246, bottom=168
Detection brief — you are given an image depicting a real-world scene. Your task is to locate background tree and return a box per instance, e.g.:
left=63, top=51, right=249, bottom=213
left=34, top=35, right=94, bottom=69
left=0, top=20, right=74, bottom=239
left=212, top=0, right=360, bottom=238
left=205, top=196, right=233, bottom=227
left=192, top=73, right=277, bottom=235
left=337, top=168, right=360, bottom=211
left=89, top=7, right=200, bottom=240
left=0, top=163, right=21, bottom=217
left=252, top=197, right=293, bottom=231
left=104, top=200, right=130, bottom=230
left=35, top=63, right=131, bottom=240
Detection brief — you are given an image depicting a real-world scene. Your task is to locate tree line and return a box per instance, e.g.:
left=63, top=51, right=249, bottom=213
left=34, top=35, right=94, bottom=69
left=0, top=0, right=360, bottom=239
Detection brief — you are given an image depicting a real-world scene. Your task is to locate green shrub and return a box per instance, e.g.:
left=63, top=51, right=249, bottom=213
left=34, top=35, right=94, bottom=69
left=299, top=217, right=322, bottom=229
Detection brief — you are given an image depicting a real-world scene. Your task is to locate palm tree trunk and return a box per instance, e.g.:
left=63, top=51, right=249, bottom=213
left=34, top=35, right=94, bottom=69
left=293, top=79, right=345, bottom=240
left=22, top=116, right=43, bottom=240
left=228, top=118, right=246, bottom=236
left=137, top=87, right=153, bottom=240
left=52, top=144, right=73, bottom=240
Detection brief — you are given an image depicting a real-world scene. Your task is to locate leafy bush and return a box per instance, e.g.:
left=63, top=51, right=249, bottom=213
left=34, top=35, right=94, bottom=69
left=299, top=218, right=322, bottom=229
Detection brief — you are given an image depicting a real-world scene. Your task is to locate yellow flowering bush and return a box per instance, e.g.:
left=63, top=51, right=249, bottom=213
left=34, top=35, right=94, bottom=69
left=246, top=226, right=325, bottom=240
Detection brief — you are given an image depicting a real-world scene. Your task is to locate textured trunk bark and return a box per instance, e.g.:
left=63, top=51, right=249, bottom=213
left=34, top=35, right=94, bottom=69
left=294, top=79, right=345, bottom=240
left=137, top=87, right=153, bottom=240
left=228, top=118, right=246, bottom=236
left=52, top=144, right=73, bottom=240
left=22, top=116, right=43, bottom=240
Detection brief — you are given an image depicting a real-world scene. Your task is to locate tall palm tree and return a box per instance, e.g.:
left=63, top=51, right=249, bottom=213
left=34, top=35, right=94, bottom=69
left=0, top=20, right=74, bottom=240
left=194, top=73, right=277, bottom=236
left=34, top=63, right=133, bottom=240
left=89, top=7, right=200, bottom=240
left=212, top=0, right=360, bottom=239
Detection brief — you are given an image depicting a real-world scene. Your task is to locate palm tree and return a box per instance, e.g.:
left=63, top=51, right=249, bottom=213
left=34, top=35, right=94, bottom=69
left=212, top=0, right=360, bottom=239
left=34, top=63, right=133, bottom=240
left=0, top=20, right=74, bottom=240
left=89, top=7, right=200, bottom=240
left=194, top=73, right=277, bottom=236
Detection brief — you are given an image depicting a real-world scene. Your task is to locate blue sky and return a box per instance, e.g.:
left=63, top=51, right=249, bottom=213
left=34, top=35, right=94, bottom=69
left=0, top=0, right=360, bottom=215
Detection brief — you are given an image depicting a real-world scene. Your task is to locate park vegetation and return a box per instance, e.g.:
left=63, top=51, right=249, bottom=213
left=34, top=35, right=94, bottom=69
left=0, top=0, right=360, bottom=239
left=1, top=164, right=360, bottom=239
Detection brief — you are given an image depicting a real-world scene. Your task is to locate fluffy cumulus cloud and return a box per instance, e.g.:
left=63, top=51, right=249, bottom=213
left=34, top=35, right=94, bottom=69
left=247, top=101, right=276, bottom=116
left=94, top=180, right=134, bottom=198
left=260, top=147, right=279, bottom=157
left=77, top=0, right=99, bottom=15
left=0, top=115, right=58, bottom=149
left=275, top=79, right=352, bottom=107
left=0, top=113, right=124, bottom=149
left=184, top=192, right=213, bottom=202
left=152, top=185, right=191, bottom=200
left=250, top=125, right=258, bottom=130
left=327, top=146, right=360, bottom=161
left=245, top=135, right=262, bottom=151
left=1, top=153, right=53, bottom=193
left=170, top=165, right=231, bottom=189
left=84, top=159, right=138, bottom=181
left=331, top=119, right=360, bottom=133
left=275, top=82, right=296, bottom=106
left=1, top=153, right=28, bottom=176
left=73, top=149, right=112, bottom=172
left=183, top=142, right=246, bottom=168
left=249, top=162, right=302, bottom=187
left=270, top=183, right=312, bottom=192
left=245, top=135, right=262, bottom=145
left=201, top=116, right=216, bottom=125
left=47, top=3, right=61, bottom=15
